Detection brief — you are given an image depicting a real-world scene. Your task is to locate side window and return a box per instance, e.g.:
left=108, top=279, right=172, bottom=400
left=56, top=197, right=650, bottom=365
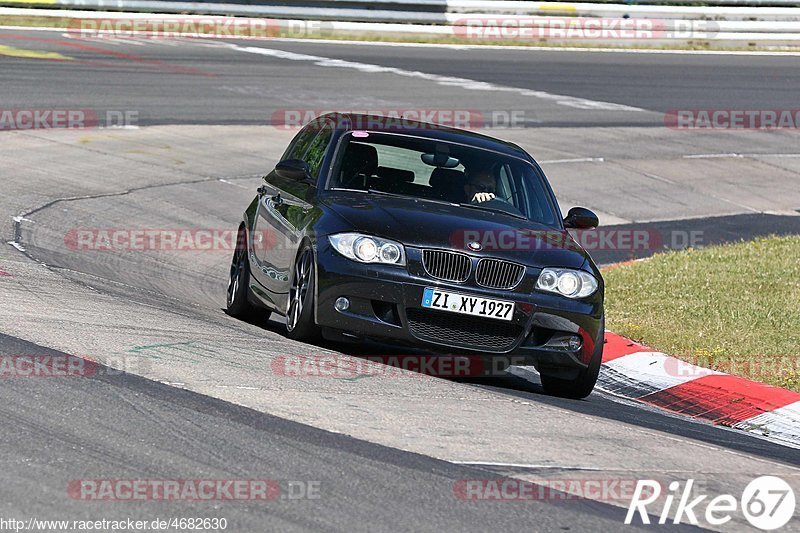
left=305, top=122, right=334, bottom=178
left=284, top=123, right=320, bottom=161
left=518, top=165, right=555, bottom=225
left=497, top=165, right=513, bottom=202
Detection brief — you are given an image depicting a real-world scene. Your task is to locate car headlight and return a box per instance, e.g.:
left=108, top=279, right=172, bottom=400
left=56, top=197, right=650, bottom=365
left=329, top=233, right=406, bottom=266
left=536, top=268, right=598, bottom=298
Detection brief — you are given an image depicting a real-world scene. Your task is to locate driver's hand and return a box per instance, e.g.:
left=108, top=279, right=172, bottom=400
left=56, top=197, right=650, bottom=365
left=472, top=192, right=496, bottom=203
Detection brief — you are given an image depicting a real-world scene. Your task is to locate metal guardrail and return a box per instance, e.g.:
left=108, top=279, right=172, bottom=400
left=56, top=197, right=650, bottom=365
left=531, top=0, right=800, bottom=4
left=445, top=1, right=800, bottom=20
left=5, top=0, right=800, bottom=21
left=2, top=0, right=800, bottom=43
left=449, top=0, right=800, bottom=6
left=579, top=0, right=800, bottom=4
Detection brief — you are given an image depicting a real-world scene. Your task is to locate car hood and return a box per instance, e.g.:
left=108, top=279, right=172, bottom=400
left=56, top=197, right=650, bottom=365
left=321, top=191, right=588, bottom=269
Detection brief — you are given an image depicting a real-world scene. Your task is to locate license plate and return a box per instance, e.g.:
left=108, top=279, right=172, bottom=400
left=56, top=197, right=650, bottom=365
left=421, top=287, right=514, bottom=321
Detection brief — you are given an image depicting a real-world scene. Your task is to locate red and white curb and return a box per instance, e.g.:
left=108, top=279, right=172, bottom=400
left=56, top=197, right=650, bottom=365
left=599, top=333, right=800, bottom=449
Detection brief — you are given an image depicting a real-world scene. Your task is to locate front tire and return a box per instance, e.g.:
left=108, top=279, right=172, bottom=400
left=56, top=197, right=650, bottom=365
left=540, top=322, right=604, bottom=399
left=286, top=244, right=320, bottom=341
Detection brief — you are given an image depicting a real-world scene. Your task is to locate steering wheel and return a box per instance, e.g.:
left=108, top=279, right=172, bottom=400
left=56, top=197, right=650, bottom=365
left=472, top=197, right=525, bottom=217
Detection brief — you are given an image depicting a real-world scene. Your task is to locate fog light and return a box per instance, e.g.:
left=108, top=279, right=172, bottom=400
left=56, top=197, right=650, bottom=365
left=545, top=333, right=583, bottom=351
left=568, top=335, right=582, bottom=351
left=334, top=297, right=350, bottom=312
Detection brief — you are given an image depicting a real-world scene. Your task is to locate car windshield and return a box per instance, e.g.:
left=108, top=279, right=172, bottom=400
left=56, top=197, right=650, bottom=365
left=328, top=131, right=560, bottom=226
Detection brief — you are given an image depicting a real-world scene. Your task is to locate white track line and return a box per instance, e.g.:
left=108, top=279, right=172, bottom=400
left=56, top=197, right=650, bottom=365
left=4, top=22, right=800, bottom=56
left=228, top=44, right=646, bottom=112
left=451, top=461, right=611, bottom=471
left=218, top=178, right=250, bottom=189
left=266, top=36, right=800, bottom=56
left=683, top=153, right=743, bottom=159
left=539, top=157, right=605, bottom=164
left=684, top=152, right=800, bottom=159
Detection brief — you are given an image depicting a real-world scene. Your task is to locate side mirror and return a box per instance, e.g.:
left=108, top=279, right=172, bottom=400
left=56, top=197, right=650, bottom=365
left=275, top=159, right=311, bottom=181
left=564, top=207, right=599, bottom=229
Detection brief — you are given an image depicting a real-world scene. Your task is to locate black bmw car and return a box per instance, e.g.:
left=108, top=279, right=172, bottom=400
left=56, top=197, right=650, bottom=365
left=227, top=113, right=604, bottom=398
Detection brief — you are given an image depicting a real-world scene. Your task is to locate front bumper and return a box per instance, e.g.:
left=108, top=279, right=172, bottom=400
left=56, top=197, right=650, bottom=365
left=315, top=242, right=604, bottom=374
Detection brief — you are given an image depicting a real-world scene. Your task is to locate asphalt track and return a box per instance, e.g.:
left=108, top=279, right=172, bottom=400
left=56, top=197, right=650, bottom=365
left=1, top=28, right=800, bottom=532
left=1, top=333, right=658, bottom=532
left=0, top=30, right=799, bottom=127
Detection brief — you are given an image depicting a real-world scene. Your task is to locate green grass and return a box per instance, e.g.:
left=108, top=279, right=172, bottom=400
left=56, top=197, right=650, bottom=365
left=604, top=235, right=800, bottom=391
left=2, top=14, right=800, bottom=52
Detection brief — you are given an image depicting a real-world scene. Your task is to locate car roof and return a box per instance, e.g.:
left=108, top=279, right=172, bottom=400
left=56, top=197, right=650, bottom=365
left=318, top=112, right=533, bottom=161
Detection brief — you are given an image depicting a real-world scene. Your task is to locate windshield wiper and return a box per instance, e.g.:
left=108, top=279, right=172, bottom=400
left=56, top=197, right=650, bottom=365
left=458, top=203, right=527, bottom=220
left=331, top=187, right=408, bottom=199
left=365, top=188, right=408, bottom=198
left=338, top=187, right=455, bottom=206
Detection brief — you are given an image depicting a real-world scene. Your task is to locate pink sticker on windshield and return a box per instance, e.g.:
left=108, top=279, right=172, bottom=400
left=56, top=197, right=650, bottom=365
left=352, top=131, right=369, bottom=138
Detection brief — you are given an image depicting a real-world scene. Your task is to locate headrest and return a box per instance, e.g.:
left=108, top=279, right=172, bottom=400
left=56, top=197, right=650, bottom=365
left=377, top=166, right=414, bottom=182
left=429, top=167, right=465, bottom=190
left=343, top=143, right=379, bottom=176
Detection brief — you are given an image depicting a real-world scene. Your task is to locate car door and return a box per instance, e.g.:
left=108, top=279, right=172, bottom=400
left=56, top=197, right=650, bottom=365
left=250, top=120, right=334, bottom=303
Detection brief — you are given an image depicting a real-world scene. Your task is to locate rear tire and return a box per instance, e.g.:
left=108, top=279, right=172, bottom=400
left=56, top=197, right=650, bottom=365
left=540, top=321, right=604, bottom=399
left=226, top=227, right=268, bottom=321
left=286, top=244, right=320, bottom=342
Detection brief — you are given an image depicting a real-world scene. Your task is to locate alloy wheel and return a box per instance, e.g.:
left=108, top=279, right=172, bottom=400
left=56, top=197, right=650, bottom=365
left=227, top=241, right=245, bottom=308
left=287, top=249, right=312, bottom=332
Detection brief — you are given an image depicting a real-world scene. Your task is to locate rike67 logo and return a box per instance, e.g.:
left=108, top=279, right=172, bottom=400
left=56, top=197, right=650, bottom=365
left=626, top=476, right=796, bottom=530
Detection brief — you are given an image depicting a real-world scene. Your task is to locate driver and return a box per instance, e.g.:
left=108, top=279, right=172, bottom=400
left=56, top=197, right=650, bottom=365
left=464, top=167, right=497, bottom=204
